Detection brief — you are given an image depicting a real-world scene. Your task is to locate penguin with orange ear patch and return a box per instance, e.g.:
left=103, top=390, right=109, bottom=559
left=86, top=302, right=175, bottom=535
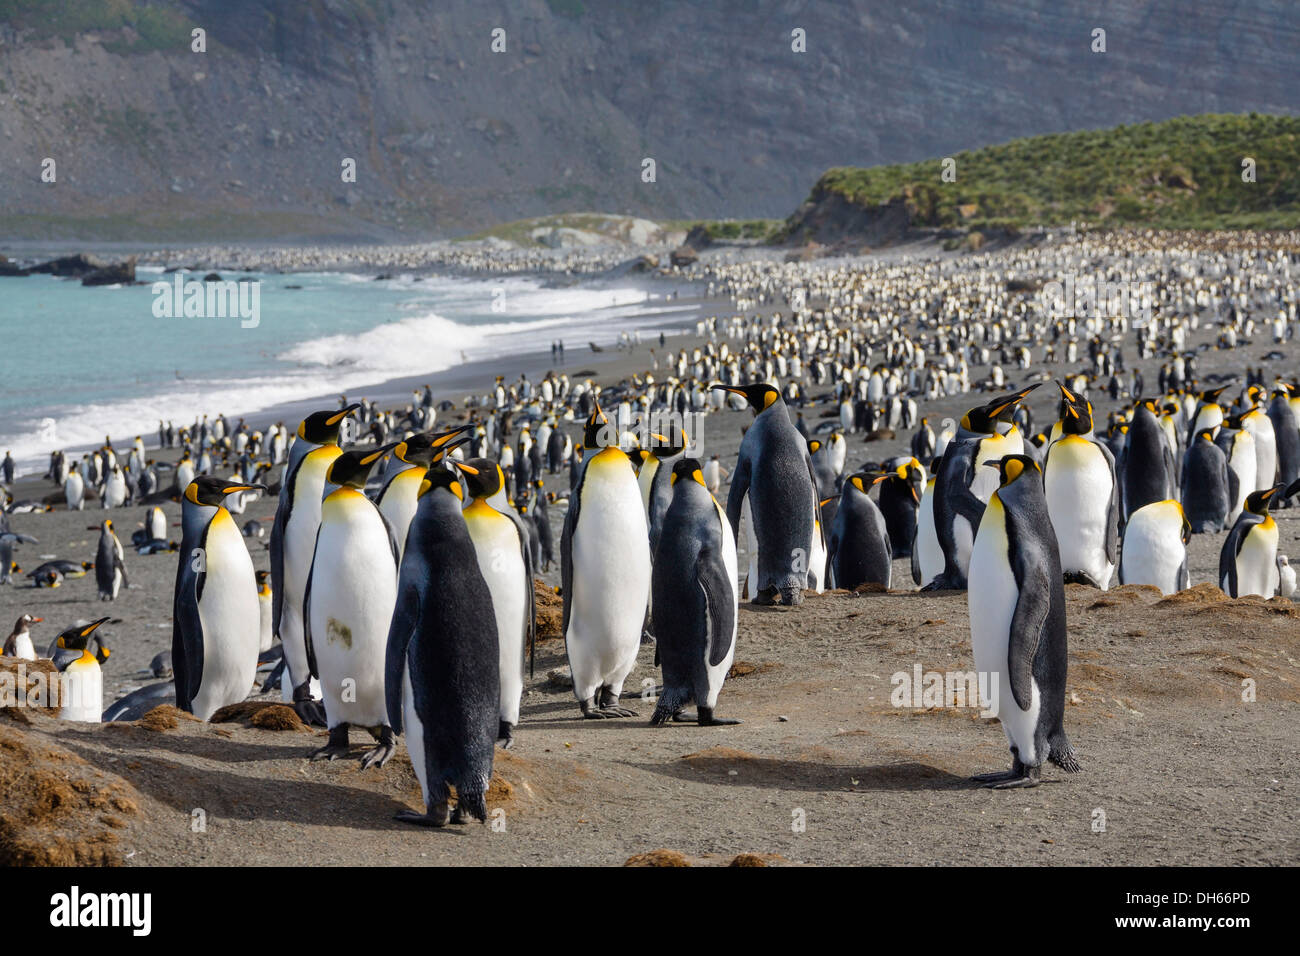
left=650, top=459, right=739, bottom=727
left=969, top=454, right=1081, bottom=789
left=827, top=473, right=892, bottom=591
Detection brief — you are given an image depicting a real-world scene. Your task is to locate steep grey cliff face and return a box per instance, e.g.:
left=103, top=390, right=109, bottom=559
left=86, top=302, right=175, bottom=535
left=0, top=0, right=1296, bottom=239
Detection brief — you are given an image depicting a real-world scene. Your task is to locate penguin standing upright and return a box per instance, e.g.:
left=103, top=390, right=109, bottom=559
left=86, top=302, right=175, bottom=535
left=1181, top=428, right=1232, bottom=533
left=650, top=459, right=739, bottom=726
left=912, top=464, right=943, bottom=587
left=827, top=473, right=893, bottom=590
left=1122, top=400, right=1177, bottom=521
left=386, top=466, right=499, bottom=827
left=1119, top=500, right=1190, bottom=595
left=968, top=455, right=1081, bottom=788
left=1267, top=385, right=1300, bottom=503
left=715, top=383, right=820, bottom=606
left=93, top=519, right=128, bottom=601
left=51, top=617, right=112, bottom=723
left=269, top=404, right=358, bottom=723
left=375, top=425, right=472, bottom=561
left=145, top=505, right=167, bottom=542
left=453, top=458, right=535, bottom=747
left=304, top=448, right=399, bottom=767
left=64, top=469, right=84, bottom=511
left=875, top=458, right=923, bottom=560
left=1219, top=485, right=1283, bottom=598
left=928, top=387, right=1036, bottom=590
left=3, top=613, right=42, bottom=659
left=255, top=570, right=273, bottom=652
left=561, top=403, right=651, bottom=717
left=1043, top=386, right=1119, bottom=589
left=173, top=476, right=264, bottom=720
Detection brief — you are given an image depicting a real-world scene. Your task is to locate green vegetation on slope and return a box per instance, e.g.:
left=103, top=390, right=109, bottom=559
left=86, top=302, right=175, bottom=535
left=801, top=113, right=1300, bottom=232
left=0, top=0, right=193, bottom=52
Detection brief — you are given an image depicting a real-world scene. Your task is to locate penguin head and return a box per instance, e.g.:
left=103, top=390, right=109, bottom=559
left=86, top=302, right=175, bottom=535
left=13, top=613, right=42, bottom=632
left=712, top=383, right=779, bottom=412
left=1199, top=385, right=1229, bottom=405
left=1195, top=426, right=1220, bottom=444
left=1244, top=485, right=1283, bottom=516
left=55, top=617, right=110, bottom=652
left=1057, top=383, right=1095, bottom=435
left=963, top=385, right=1038, bottom=433
left=647, top=430, right=686, bottom=458
left=184, top=476, right=266, bottom=507
left=582, top=403, right=620, bottom=449
left=453, top=458, right=506, bottom=500
left=983, top=453, right=1040, bottom=487
left=669, top=458, right=707, bottom=488
left=419, top=464, right=463, bottom=502
left=394, top=424, right=473, bottom=467
left=327, top=445, right=396, bottom=489
left=298, top=403, right=361, bottom=445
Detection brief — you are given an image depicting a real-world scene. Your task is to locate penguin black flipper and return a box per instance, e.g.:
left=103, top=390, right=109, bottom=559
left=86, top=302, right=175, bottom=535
left=560, top=472, right=580, bottom=637
left=172, top=530, right=208, bottom=712
left=698, top=547, right=735, bottom=667
left=723, top=454, right=751, bottom=540
left=1006, top=519, right=1057, bottom=713
left=302, top=539, right=321, bottom=680
left=269, top=487, right=290, bottom=639
left=1100, top=442, right=1121, bottom=565
left=384, top=580, right=421, bottom=735
left=910, top=524, right=922, bottom=586
left=262, top=656, right=286, bottom=693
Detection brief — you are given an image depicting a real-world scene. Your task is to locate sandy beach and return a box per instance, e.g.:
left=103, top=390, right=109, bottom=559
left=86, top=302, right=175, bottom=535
left=3, top=235, right=1298, bottom=866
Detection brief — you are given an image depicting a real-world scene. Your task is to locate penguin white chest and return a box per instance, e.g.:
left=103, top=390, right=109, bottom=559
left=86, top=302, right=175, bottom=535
left=377, top=467, right=424, bottom=560
left=916, top=482, right=943, bottom=584
left=968, top=496, right=1042, bottom=765
left=1120, top=505, right=1185, bottom=595
left=192, top=512, right=260, bottom=720
left=59, top=656, right=103, bottom=723
left=1234, top=519, right=1280, bottom=598
left=1045, top=438, right=1115, bottom=588
left=464, top=504, right=528, bottom=726
left=309, top=494, right=397, bottom=727
left=568, top=453, right=650, bottom=700
left=10, top=633, right=36, bottom=660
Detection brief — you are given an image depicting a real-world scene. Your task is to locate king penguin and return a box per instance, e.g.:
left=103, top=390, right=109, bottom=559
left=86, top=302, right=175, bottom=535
left=928, top=386, right=1036, bottom=590
left=649, top=459, right=740, bottom=726
left=269, top=403, right=358, bottom=724
left=968, top=454, right=1081, bottom=788
left=453, top=457, right=535, bottom=748
left=375, top=424, right=473, bottom=562
left=51, top=617, right=112, bottom=723
left=715, top=383, right=821, bottom=606
left=173, top=476, right=265, bottom=720
left=827, top=473, right=893, bottom=590
left=386, top=465, right=499, bottom=826
left=1219, top=485, right=1283, bottom=598
left=256, top=569, right=273, bottom=652
left=1181, top=427, right=1232, bottom=533
left=1043, top=385, right=1119, bottom=589
left=1119, top=500, right=1190, bottom=595
left=1122, top=399, right=1177, bottom=522
left=561, top=403, right=652, bottom=717
left=304, top=447, right=399, bottom=767
left=93, top=519, right=128, bottom=600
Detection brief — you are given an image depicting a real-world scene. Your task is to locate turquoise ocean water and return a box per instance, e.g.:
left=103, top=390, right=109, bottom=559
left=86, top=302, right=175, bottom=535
left=0, top=267, right=694, bottom=474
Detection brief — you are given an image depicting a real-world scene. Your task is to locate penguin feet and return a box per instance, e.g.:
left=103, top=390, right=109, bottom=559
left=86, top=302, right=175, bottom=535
left=497, top=720, right=515, bottom=749
left=598, top=688, right=638, bottom=717
left=291, top=682, right=329, bottom=727
left=359, top=726, right=397, bottom=770
left=396, top=801, right=451, bottom=828
left=697, top=706, right=741, bottom=726
left=752, top=587, right=780, bottom=606
left=310, top=724, right=350, bottom=762
left=972, top=762, right=1041, bottom=789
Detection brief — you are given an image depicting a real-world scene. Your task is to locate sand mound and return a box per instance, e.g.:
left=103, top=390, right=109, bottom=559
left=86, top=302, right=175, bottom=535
left=0, top=724, right=140, bottom=865
left=0, top=657, right=61, bottom=717
left=728, top=660, right=777, bottom=679
left=211, top=701, right=308, bottom=731
left=137, top=704, right=199, bottom=732
left=728, top=852, right=787, bottom=867
left=625, top=849, right=691, bottom=867
left=1156, top=582, right=1228, bottom=606
left=533, top=579, right=564, bottom=641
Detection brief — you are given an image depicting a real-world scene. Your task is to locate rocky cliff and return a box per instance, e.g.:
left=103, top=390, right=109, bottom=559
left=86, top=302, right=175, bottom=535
left=0, top=0, right=1297, bottom=240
